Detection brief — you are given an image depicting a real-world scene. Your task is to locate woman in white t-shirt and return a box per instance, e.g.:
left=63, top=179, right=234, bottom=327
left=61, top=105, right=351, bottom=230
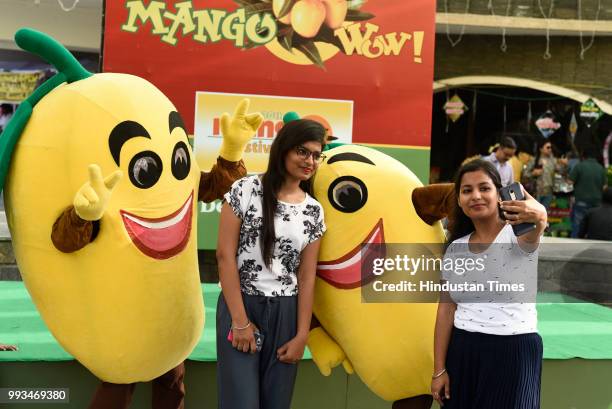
left=431, top=159, right=547, bottom=409
left=215, top=119, right=327, bottom=409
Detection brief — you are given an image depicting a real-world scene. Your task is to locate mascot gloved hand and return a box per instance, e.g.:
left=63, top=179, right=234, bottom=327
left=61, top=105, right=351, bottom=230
left=219, top=99, right=263, bottom=162
left=73, top=164, right=122, bottom=221
left=308, top=327, right=354, bottom=376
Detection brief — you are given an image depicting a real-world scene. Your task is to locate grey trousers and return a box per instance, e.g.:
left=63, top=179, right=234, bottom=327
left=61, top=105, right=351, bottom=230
left=216, top=294, right=298, bottom=409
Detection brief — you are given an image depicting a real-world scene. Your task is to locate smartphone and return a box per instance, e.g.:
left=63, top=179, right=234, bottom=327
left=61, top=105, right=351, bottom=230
left=499, top=182, right=536, bottom=236
left=227, top=328, right=264, bottom=352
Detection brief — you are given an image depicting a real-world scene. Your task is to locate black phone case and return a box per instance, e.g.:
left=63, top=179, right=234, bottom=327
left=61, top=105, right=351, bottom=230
left=499, top=182, right=536, bottom=236
left=254, top=331, right=264, bottom=352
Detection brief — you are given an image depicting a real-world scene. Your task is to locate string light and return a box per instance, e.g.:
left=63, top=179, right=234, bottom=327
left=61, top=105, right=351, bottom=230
left=578, top=0, right=602, bottom=60
left=57, top=0, right=79, bottom=12
left=537, top=0, right=554, bottom=59
left=444, top=0, right=471, bottom=47
left=487, top=0, right=512, bottom=52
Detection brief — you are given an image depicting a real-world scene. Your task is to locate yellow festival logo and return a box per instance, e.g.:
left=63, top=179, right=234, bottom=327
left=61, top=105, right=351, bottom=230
left=121, top=1, right=425, bottom=67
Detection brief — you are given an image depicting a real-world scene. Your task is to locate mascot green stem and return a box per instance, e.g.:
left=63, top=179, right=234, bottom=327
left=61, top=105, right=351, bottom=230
left=0, top=28, right=92, bottom=193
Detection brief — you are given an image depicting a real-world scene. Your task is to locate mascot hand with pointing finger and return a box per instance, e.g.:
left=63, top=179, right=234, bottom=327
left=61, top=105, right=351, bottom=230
left=0, top=28, right=262, bottom=388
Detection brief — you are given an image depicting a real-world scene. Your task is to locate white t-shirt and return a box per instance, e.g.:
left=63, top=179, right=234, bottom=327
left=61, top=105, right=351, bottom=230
left=224, top=175, right=326, bottom=297
left=442, top=224, right=538, bottom=335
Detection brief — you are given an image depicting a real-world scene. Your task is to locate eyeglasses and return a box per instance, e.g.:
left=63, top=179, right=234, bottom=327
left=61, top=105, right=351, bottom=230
left=295, top=146, right=326, bottom=164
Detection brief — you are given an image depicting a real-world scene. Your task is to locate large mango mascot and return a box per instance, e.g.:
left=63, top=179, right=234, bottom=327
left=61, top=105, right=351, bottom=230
left=308, top=144, right=454, bottom=409
left=0, top=28, right=262, bottom=404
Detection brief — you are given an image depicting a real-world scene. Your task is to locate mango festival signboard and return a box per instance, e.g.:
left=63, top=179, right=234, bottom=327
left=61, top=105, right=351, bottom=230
left=102, top=0, right=436, bottom=248
left=194, top=91, right=353, bottom=172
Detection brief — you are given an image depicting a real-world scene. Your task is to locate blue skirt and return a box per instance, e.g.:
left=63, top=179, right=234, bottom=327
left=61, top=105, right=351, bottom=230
left=443, top=327, right=543, bottom=409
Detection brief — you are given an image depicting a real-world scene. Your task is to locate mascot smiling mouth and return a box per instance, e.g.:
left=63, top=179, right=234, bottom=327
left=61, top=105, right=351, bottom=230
left=120, top=191, right=193, bottom=260
left=316, top=219, right=386, bottom=289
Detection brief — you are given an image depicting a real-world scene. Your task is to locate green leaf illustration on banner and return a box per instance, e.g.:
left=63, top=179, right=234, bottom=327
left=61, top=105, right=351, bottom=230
left=580, top=98, right=603, bottom=128
left=345, top=9, right=376, bottom=21
left=315, top=25, right=346, bottom=53
left=278, top=0, right=298, bottom=19
left=295, top=42, right=325, bottom=69
left=234, top=0, right=261, bottom=6
left=244, top=2, right=273, bottom=16
left=278, top=26, right=294, bottom=51
left=238, top=0, right=376, bottom=68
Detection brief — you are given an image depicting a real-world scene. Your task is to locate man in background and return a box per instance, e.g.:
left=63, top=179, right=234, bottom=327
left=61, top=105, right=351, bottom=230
left=570, top=146, right=607, bottom=238
left=483, top=136, right=517, bottom=186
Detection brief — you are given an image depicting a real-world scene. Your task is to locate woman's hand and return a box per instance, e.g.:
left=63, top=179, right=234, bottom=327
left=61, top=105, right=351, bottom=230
left=499, top=187, right=547, bottom=227
left=531, top=168, right=543, bottom=177
left=232, top=322, right=260, bottom=354
left=277, top=333, right=308, bottom=364
left=431, top=372, right=450, bottom=406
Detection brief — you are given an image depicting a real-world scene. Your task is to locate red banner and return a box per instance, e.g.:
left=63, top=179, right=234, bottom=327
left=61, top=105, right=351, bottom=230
left=102, top=0, right=435, bottom=147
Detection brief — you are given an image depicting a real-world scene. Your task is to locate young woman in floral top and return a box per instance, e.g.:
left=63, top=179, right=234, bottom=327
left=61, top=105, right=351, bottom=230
left=215, top=119, right=327, bottom=409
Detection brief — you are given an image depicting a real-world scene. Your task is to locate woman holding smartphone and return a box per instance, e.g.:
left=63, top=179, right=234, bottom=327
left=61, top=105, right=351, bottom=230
left=215, top=119, right=326, bottom=409
left=431, top=159, right=547, bottom=409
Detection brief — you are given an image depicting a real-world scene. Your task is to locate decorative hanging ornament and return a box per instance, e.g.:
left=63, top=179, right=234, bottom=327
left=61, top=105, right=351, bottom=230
left=580, top=98, right=603, bottom=128
left=535, top=110, right=561, bottom=138
left=443, top=94, right=468, bottom=122
left=569, top=112, right=578, bottom=141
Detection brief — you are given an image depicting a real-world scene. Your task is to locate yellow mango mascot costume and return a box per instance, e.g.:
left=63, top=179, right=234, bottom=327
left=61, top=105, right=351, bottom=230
left=0, top=28, right=262, bottom=389
left=308, top=144, right=453, bottom=409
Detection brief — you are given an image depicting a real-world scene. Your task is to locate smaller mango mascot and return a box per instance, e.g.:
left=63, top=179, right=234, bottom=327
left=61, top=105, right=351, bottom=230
left=0, top=29, right=263, bottom=409
left=308, top=143, right=455, bottom=409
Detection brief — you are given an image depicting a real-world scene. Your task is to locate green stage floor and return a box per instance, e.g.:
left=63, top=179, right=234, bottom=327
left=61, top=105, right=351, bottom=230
left=1, top=282, right=612, bottom=408
left=2, top=283, right=611, bottom=361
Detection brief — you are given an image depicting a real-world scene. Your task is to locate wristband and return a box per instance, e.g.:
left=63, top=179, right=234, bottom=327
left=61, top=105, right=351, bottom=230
left=232, top=320, right=251, bottom=331
left=432, top=368, right=447, bottom=379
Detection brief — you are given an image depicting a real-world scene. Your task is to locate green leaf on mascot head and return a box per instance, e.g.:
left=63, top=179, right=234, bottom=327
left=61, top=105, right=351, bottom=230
left=0, top=28, right=92, bottom=194
left=282, top=111, right=347, bottom=151
left=323, top=142, right=347, bottom=151
left=283, top=111, right=301, bottom=124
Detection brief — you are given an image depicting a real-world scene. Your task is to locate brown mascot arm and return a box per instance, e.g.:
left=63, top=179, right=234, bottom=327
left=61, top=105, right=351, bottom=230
left=198, top=157, right=247, bottom=203
left=412, top=183, right=456, bottom=227
left=51, top=206, right=95, bottom=253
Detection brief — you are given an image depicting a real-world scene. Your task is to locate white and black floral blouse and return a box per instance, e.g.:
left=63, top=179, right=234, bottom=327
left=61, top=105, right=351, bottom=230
left=223, top=175, right=326, bottom=297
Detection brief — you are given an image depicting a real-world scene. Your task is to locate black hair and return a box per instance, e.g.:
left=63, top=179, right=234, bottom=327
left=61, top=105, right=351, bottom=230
left=582, top=145, right=600, bottom=160
left=533, top=139, right=552, bottom=167
left=0, top=104, right=13, bottom=115
left=260, top=119, right=326, bottom=267
left=447, top=159, right=503, bottom=244
left=499, top=136, right=517, bottom=150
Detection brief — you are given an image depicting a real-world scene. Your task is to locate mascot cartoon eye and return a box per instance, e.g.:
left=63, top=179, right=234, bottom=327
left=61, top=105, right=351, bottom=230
left=328, top=176, right=368, bottom=213
left=171, top=142, right=191, bottom=181
left=128, top=151, right=163, bottom=189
